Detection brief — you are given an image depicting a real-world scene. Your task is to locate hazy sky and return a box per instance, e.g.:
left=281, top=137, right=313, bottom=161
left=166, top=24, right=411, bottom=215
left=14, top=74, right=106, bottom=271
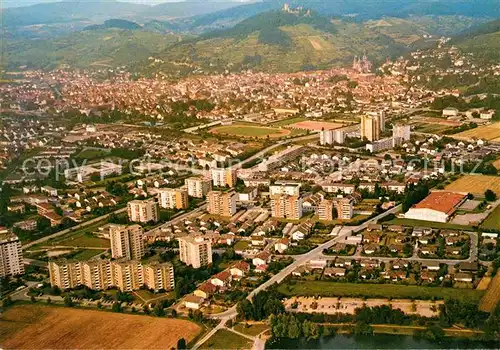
left=3, top=0, right=253, bottom=8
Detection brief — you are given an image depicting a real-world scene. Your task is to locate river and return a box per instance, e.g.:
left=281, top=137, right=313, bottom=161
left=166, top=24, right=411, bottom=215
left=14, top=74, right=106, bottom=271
left=267, top=334, right=500, bottom=349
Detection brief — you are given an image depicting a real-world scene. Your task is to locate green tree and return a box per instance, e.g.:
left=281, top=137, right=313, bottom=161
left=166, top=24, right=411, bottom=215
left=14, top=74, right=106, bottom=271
left=64, top=295, right=74, bottom=307
left=177, top=338, right=186, bottom=350
left=111, top=302, right=122, bottom=313
left=485, top=189, right=497, bottom=202
left=153, top=303, right=165, bottom=317
left=237, top=299, right=254, bottom=320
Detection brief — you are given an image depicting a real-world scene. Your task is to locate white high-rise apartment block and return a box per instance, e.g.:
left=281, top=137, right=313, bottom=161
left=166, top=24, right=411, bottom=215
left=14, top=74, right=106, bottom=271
left=49, top=259, right=174, bottom=292
left=207, top=190, right=238, bottom=217
left=211, top=168, right=238, bottom=187
left=0, top=231, right=24, bottom=277
left=109, top=224, right=145, bottom=260
left=269, top=183, right=301, bottom=196
left=127, top=198, right=159, bottom=223
left=158, top=188, right=189, bottom=209
left=392, top=124, right=411, bottom=141
left=177, top=236, right=213, bottom=268
left=320, top=130, right=345, bottom=145
left=185, top=177, right=212, bottom=198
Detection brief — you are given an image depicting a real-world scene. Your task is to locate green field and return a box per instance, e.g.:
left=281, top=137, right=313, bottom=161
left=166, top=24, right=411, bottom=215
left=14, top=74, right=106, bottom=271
left=200, top=329, right=252, bottom=349
left=210, top=124, right=290, bottom=138
left=75, top=148, right=110, bottom=161
left=36, top=221, right=111, bottom=250
left=384, top=218, right=475, bottom=231
left=233, top=323, right=269, bottom=337
left=278, top=281, right=485, bottom=302
left=70, top=248, right=106, bottom=260
left=480, top=204, right=500, bottom=230
left=234, top=240, right=250, bottom=251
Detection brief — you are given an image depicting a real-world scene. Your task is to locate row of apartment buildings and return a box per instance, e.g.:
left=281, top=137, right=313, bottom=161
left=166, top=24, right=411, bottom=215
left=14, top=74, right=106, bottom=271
left=49, top=258, right=174, bottom=292
left=270, top=194, right=353, bottom=221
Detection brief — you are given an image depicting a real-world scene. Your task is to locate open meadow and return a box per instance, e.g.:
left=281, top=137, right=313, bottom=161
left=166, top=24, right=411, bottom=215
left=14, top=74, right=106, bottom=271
left=454, top=122, right=500, bottom=141
left=286, top=120, right=343, bottom=131
left=210, top=124, right=291, bottom=138
left=479, top=273, right=500, bottom=312
left=445, top=175, right=500, bottom=195
left=0, top=304, right=201, bottom=349
left=200, top=329, right=252, bottom=349
left=278, top=281, right=485, bottom=302
left=481, top=204, right=500, bottom=230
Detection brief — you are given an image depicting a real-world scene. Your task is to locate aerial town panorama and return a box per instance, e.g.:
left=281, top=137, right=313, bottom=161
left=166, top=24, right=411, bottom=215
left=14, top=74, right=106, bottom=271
left=1, top=0, right=500, bottom=349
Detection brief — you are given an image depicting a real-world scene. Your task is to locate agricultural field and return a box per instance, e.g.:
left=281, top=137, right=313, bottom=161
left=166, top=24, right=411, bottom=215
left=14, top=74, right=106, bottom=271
left=270, top=116, right=307, bottom=126
left=277, top=281, right=485, bottom=302
left=454, top=122, right=500, bottom=141
left=74, top=148, right=110, bottom=161
left=210, top=124, right=291, bottom=138
left=286, top=120, right=343, bottom=131
left=479, top=273, right=500, bottom=312
left=493, top=159, right=500, bottom=170
left=413, top=122, right=452, bottom=134
left=200, top=329, right=252, bottom=350
left=0, top=304, right=201, bottom=349
left=480, top=204, right=500, bottom=230
left=445, top=175, right=500, bottom=196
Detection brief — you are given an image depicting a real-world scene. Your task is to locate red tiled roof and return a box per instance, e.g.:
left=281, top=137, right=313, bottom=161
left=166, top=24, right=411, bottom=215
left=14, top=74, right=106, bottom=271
left=413, top=192, right=467, bottom=215
left=213, top=270, right=231, bottom=281
left=197, top=282, right=217, bottom=293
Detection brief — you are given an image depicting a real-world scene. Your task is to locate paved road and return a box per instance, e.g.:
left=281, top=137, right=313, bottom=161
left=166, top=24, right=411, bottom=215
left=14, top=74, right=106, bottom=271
left=22, top=207, right=127, bottom=250
left=209, top=205, right=402, bottom=321
left=191, top=319, right=227, bottom=350
left=192, top=206, right=401, bottom=348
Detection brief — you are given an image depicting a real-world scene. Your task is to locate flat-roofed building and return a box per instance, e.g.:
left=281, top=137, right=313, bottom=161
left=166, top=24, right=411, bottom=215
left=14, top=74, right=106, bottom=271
left=318, top=199, right=335, bottom=221
left=185, top=177, right=212, bottom=198
left=109, top=224, right=145, bottom=260
left=270, top=194, right=303, bottom=220
left=127, top=198, right=159, bottom=223
left=361, top=114, right=381, bottom=141
left=269, top=183, right=301, bottom=196
left=81, top=258, right=113, bottom=290
left=211, top=168, right=238, bottom=187
left=207, top=190, right=237, bottom=217
left=48, top=259, right=82, bottom=290
left=112, top=260, right=143, bottom=292
left=178, top=235, right=213, bottom=269
left=49, top=258, right=175, bottom=292
left=143, top=261, right=175, bottom=292
left=0, top=232, right=24, bottom=277
left=64, top=161, right=122, bottom=183
left=158, top=188, right=189, bottom=210
left=335, top=197, right=354, bottom=220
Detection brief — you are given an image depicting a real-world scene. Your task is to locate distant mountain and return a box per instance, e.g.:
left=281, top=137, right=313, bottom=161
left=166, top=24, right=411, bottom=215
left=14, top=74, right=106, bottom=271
left=139, top=1, right=244, bottom=19
left=84, top=19, right=142, bottom=31
left=452, top=19, right=500, bottom=63
left=1, top=1, right=149, bottom=27
left=6, top=29, right=184, bottom=70
left=187, top=0, right=499, bottom=32
left=136, top=9, right=413, bottom=76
